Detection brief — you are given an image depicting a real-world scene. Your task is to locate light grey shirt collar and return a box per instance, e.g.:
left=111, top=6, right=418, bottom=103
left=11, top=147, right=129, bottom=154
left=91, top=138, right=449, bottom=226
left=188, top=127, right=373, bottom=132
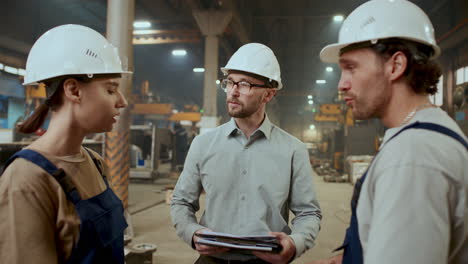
left=223, top=115, right=273, bottom=140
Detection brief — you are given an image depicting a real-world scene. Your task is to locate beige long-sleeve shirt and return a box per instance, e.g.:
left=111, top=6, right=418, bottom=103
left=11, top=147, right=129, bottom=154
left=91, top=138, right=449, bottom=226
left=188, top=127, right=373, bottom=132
left=171, top=116, right=322, bottom=260
left=0, top=147, right=108, bottom=264
left=357, top=108, right=468, bottom=264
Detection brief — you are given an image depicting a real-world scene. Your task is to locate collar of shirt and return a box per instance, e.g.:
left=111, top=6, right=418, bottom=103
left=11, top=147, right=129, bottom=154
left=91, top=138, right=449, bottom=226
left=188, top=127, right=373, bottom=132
left=223, top=115, right=273, bottom=140
left=380, top=107, right=440, bottom=150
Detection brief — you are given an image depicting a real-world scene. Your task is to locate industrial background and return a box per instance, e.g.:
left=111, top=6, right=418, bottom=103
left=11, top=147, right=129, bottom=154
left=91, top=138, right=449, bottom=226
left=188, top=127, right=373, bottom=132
left=0, top=0, right=466, bottom=263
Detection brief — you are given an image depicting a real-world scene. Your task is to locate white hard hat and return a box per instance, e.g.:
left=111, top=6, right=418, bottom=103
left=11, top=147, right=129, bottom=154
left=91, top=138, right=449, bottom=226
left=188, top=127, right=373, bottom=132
left=320, top=0, right=440, bottom=63
left=221, top=43, right=283, bottom=89
left=24, top=24, right=131, bottom=85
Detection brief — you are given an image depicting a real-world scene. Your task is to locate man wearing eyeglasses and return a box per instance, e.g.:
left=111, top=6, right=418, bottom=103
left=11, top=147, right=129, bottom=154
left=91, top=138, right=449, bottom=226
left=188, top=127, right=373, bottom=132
left=171, top=43, right=322, bottom=264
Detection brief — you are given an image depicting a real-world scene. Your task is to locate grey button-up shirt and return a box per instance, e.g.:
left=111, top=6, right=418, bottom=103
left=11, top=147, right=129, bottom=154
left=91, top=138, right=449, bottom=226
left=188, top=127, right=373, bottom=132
left=170, top=116, right=321, bottom=260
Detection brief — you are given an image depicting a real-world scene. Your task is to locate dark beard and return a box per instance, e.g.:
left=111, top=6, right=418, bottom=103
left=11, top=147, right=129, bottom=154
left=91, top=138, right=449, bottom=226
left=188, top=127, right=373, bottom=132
left=228, top=109, right=250, bottom=118
left=226, top=96, right=263, bottom=118
left=226, top=102, right=258, bottom=118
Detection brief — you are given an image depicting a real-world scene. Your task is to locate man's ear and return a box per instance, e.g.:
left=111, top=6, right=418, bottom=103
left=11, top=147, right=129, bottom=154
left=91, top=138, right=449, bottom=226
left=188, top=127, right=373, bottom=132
left=262, top=89, right=277, bottom=103
left=263, top=89, right=277, bottom=103
left=63, top=78, right=82, bottom=103
left=387, top=51, right=407, bottom=81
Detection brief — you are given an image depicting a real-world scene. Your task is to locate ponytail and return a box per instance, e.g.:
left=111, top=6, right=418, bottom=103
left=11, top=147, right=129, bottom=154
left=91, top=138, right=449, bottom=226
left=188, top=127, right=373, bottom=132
left=16, top=79, right=65, bottom=134
left=16, top=74, right=114, bottom=134
left=16, top=103, right=50, bottom=133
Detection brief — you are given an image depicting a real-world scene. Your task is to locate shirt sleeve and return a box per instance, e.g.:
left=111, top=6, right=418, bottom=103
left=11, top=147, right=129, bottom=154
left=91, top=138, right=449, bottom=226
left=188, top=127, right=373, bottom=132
left=288, top=144, right=322, bottom=258
left=170, top=136, right=206, bottom=247
left=0, top=163, right=59, bottom=264
left=364, top=165, right=451, bottom=264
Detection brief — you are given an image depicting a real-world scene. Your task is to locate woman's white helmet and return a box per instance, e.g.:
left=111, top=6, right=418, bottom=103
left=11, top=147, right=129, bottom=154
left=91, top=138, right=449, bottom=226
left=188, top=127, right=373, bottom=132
left=221, top=43, right=283, bottom=90
left=23, top=24, right=131, bottom=85
left=320, top=0, right=440, bottom=63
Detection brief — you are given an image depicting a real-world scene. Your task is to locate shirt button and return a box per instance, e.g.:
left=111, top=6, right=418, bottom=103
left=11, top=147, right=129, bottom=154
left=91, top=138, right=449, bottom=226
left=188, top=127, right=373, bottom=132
left=241, top=196, right=245, bottom=200
left=242, top=170, right=247, bottom=175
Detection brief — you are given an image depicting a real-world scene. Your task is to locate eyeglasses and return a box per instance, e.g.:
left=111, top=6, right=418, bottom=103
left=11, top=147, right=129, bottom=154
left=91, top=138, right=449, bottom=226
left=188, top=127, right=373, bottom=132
left=220, top=79, right=271, bottom=95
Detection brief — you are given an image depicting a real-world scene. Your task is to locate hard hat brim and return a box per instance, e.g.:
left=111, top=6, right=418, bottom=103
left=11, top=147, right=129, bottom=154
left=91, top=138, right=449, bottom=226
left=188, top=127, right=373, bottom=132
left=23, top=70, right=133, bottom=86
left=320, top=37, right=441, bottom=64
left=220, top=67, right=283, bottom=90
left=319, top=43, right=348, bottom=63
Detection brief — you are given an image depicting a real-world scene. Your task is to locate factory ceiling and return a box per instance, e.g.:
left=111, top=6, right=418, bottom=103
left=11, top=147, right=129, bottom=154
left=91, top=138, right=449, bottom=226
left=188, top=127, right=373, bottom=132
left=0, top=0, right=466, bottom=131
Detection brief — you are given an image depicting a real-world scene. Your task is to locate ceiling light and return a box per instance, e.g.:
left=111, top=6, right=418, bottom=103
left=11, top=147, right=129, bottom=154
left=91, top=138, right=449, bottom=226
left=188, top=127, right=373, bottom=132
left=133, top=29, right=157, bottom=35
left=133, top=21, right=151, bottom=29
left=309, top=125, right=316, bottom=130
left=326, top=67, right=333, bottom=72
left=216, top=80, right=221, bottom=84
left=193, top=68, right=205, bottom=73
left=0, top=63, right=3, bottom=70
left=316, top=80, right=326, bottom=84
left=18, top=68, right=26, bottom=76
left=333, top=15, right=344, bottom=22
left=172, top=49, right=187, bottom=56
left=308, top=100, right=314, bottom=105
left=4, top=66, right=18, bottom=75
left=307, top=95, right=313, bottom=99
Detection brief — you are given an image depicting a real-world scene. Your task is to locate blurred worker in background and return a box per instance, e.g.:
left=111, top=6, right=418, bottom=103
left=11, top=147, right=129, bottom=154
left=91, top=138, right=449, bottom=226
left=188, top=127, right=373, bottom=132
left=312, top=0, right=468, bottom=263
left=171, top=42, right=322, bottom=264
left=0, top=24, right=130, bottom=264
left=173, top=122, right=189, bottom=170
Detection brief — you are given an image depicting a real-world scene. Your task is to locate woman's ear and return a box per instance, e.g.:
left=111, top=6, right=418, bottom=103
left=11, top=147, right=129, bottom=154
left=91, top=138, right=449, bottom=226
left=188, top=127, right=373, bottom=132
left=63, top=78, right=81, bottom=103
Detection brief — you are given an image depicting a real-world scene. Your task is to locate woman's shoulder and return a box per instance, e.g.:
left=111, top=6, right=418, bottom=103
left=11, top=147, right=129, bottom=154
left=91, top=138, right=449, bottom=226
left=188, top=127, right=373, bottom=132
left=1, top=157, right=60, bottom=194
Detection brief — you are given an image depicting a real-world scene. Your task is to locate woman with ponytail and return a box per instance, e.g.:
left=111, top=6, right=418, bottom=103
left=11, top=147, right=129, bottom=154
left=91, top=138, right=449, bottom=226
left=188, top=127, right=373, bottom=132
left=0, top=24, right=131, bottom=264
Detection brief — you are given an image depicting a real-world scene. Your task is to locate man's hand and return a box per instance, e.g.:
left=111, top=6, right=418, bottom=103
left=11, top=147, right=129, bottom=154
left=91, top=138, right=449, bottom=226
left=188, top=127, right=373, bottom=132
left=307, top=254, right=343, bottom=264
left=192, top=228, right=230, bottom=256
left=252, top=232, right=296, bottom=264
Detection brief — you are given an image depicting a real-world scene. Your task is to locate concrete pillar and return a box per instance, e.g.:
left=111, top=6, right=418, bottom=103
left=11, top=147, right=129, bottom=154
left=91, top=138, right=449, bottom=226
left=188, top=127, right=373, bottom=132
left=203, top=35, right=218, bottom=117
left=193, top=10, right=232, bottom=132
left=105, top=0, right=135, bottom=208
left=443, top=54, right=455, bottom=118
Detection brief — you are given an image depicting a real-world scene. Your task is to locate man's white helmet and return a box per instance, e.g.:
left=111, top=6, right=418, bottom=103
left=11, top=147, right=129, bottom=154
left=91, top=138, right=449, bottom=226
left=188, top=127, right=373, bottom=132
left=221, top=43, right=283, bottom=89
left=24, top=24, right=131, bottom=85
left=320, top=0, right=440, bottom=63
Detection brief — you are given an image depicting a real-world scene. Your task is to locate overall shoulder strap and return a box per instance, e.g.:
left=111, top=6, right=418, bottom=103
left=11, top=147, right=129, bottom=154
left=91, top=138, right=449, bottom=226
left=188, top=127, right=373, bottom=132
left=83, top=147, right=104, bottom=176
left=83, top=147, right=110, bottom=188
left=407, top=122, right=468, bottom=150
left=2, top=149, right=79, bottom=200
left=3, top=149, right=58, bottom=175
left=351, top=121, right=467, bottom=209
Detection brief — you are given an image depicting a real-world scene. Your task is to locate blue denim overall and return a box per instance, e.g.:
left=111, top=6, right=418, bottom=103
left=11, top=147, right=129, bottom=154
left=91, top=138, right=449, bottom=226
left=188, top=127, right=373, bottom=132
left=3, top=148, right=128, bottom=264
left=337, top=122, right=468, bottom=264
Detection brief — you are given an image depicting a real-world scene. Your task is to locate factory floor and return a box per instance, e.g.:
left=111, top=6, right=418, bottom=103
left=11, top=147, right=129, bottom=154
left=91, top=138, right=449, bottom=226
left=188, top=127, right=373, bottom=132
left=126, top=163, right=353, bottom=264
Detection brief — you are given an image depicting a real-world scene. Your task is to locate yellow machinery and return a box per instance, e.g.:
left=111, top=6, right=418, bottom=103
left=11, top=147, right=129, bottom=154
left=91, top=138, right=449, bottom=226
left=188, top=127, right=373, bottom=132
left=168, top=112, right=201, bottom=122
left=319, top=104, right=341, bottom=115
left=131, top=103, right=173, bottom=115
left=334, top=152, right=344, bottom=170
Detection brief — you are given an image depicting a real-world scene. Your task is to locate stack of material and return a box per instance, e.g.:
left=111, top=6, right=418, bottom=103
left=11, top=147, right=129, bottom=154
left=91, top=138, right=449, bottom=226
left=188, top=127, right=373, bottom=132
left=346, top=155, right=374, bottom=184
